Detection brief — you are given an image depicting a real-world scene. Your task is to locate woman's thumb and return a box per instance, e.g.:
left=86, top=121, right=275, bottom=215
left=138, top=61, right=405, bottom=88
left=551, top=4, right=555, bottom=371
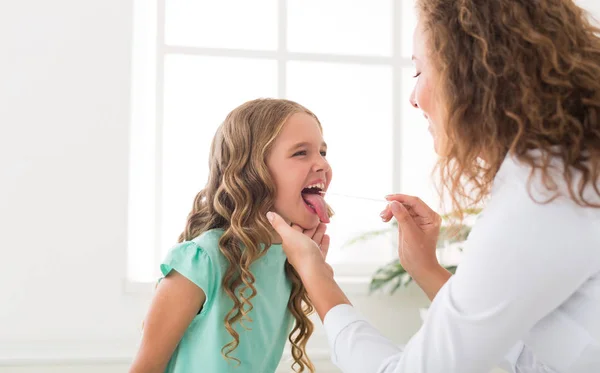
left=390, top=201, right=416, bottom=228
left=267, top=211, right=288, bottom=235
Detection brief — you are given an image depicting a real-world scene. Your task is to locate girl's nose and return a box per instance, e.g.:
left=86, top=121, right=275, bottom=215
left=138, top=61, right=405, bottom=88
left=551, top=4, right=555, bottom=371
left=315, top=157, right=330, bottom=173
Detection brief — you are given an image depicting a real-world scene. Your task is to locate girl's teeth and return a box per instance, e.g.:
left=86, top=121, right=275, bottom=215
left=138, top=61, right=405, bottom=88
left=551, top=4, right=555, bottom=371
left=305, top=182, right=325, bottom=190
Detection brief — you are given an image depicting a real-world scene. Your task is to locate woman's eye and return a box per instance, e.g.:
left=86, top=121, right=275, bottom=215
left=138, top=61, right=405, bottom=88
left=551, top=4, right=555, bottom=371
left=320, top=151, right=327, bottom=157
left=293, top=150, right=307, bottom=156
left=413, top=72, right=421, bottom=78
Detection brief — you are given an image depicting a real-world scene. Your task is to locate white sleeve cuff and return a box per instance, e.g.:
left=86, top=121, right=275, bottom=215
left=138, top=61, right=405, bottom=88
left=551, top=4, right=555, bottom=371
left=323, top=304, right=367, bottom=356
left=497, top=341, right=525, bottom=373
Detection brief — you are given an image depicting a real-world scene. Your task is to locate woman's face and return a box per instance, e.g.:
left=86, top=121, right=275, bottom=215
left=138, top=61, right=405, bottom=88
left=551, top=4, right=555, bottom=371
left=409, top=21, right=447, bottom=154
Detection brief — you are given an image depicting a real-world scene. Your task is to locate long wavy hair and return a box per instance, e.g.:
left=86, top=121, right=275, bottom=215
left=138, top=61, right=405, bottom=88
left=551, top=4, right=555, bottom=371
left=417, top=0, right=600, bottom=216
left=178, top=98, right=333, bottom=372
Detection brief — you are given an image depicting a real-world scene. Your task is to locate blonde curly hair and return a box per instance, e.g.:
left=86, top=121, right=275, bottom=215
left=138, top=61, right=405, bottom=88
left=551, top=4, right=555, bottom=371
left=178, top=98, right=333, bottom=372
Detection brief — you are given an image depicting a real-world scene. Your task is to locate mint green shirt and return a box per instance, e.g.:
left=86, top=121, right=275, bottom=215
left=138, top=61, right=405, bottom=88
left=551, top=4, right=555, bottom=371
left=160, top=229, right=293, bottom=373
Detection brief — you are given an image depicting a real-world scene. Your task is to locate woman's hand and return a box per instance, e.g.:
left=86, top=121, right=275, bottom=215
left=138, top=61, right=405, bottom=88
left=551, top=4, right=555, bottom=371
left=267, top=211, right=349, bottom=320
left=381, top=194, right=443, bottom=283
left=266, top=212, right=332, bottom=277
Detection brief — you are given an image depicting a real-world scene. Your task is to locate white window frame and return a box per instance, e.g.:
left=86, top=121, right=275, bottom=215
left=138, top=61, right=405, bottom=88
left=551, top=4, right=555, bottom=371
left=126, top=0, right=416, bottom=291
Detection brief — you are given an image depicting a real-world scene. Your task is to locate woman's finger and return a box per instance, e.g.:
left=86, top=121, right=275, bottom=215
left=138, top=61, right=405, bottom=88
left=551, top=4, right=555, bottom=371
left=303, top=226, right=317, bottom=238
left=380, top=208, right=392, bottom=222
left=324, top=262, right=334, bottom=276
left=312, top=223, right=327, bottom=245
left=380, top=202, right=418, bottom=222
left=381, top=203, right=418, bottom=218
left=267, top=212, right=295, bottom=236
left=384, top=210, right=435, bottom=226
left=385, top=194, right=436, bottom=218
left=320, top=234, right=330, bottom=259
left=389, top=201, right=421, bottom=241
left=413, top=216, right=436, bottom=226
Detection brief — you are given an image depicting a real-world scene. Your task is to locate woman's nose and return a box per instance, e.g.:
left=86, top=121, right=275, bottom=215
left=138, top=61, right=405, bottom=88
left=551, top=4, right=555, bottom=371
left=409, top=88, right=419, bottom=109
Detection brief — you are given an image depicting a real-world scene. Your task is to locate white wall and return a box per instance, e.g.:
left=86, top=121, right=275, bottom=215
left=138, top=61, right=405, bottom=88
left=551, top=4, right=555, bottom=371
left=0, top=0, right=145, bottom=367
left=0, top=0, right=144, bottom=368
left=581, top=0, right=600, bottom=19
left=1, top=1, right=599, bottom=373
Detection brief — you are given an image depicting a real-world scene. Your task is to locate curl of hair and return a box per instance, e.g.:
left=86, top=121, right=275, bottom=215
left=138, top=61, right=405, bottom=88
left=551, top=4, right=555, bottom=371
left=178, top=98, right=332, bottom=372
left=417, top=0, right=600, bottom=217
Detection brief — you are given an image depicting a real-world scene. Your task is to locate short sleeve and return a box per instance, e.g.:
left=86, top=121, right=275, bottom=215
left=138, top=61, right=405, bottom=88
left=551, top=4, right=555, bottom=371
left=159, top=241, right=217, bottom=315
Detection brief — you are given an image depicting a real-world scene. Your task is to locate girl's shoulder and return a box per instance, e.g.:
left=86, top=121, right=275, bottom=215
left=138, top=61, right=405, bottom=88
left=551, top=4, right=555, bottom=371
left=163, top=228, right=228, bottom=274
left=189, top=228, right=224, bottom=255
left=162, top=229, right=224, bottom=262
left=158, top=230, right=225, bottom=308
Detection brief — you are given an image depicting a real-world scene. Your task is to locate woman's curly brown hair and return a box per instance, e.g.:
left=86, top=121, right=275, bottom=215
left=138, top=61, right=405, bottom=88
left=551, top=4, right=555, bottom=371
left=178, top=98, right=333, bottom=372
left=417, top=0, right=600, bottom=215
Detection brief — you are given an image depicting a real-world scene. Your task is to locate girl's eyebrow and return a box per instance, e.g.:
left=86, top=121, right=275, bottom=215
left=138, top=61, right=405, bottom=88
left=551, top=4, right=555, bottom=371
left=289, top=141, right=328, bottom=150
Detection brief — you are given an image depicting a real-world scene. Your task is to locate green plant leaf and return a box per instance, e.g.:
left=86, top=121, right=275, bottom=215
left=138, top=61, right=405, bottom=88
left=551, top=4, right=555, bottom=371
left=445, top=265, right=458, bottom=275
left=389, top=275, right=404, bottom=294
left=369, top=259, right=407, bottom=293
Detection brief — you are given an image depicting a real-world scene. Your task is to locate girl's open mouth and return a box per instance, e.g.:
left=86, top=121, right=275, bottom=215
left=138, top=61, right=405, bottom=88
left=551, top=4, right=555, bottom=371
left=301, top=184, right=329, bottom=223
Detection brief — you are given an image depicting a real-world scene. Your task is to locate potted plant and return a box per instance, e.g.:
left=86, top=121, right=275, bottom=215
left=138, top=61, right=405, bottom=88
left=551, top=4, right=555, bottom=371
left=344, top=208, right=482, bottom=295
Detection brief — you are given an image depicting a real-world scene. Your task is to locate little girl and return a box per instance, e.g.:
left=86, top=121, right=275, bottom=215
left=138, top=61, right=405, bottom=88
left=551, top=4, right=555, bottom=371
left=129, top=98, right=334, bottom=373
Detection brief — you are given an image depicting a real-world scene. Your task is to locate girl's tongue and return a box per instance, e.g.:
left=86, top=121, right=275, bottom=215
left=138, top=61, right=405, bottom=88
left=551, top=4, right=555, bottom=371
left=301, top=192, right=330, bottom=223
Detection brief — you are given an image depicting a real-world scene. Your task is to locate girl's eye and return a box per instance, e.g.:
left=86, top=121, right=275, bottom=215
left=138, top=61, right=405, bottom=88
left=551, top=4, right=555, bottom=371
left=413, top=72, right=421, bottom=78
left=293, top=150, right=307, bottom=156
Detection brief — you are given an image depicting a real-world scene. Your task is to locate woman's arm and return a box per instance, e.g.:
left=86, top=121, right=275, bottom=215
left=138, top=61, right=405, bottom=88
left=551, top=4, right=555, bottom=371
left=267, top=214, right=350, bottom=320
left=269, top=181, right=598, bottom=372
left=129, top=271, right=206, bottom=373
left=414, top=265, right=452, bottom=301
left=298, top=256, right=449, bottom=320
left=350, top=191, right=596, bottom=372
left=296, top=258, right=351, bottom=320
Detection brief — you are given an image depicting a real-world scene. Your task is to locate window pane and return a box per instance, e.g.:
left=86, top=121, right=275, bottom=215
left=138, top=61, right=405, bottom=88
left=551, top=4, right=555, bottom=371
left=165, top=0, right=278, bottom=50
left=287, top=62, right=394, bottom=269
left=287, top=0, right=392, bottom=56
left=162, top=55, right=277, bottom=257
left=401, top=0, right=418, bottom=58
left=400, top=67, right=439, bottom=209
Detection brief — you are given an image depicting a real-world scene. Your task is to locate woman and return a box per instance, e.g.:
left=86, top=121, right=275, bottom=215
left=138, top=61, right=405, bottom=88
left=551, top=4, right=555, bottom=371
left=267, top=0, right=600, bottom=372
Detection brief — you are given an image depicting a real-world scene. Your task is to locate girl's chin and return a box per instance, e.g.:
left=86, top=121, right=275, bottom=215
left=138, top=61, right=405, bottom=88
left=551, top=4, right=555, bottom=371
left=290, top=212, right=321, bottom=230
left=297, top=219, right=320, bottom=231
